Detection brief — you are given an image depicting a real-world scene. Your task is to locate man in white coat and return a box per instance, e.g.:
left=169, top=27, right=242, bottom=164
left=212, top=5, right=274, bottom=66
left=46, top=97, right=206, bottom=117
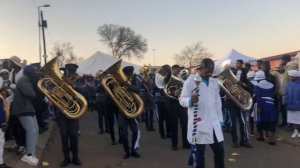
left=179, top=58, right=225, bottom=168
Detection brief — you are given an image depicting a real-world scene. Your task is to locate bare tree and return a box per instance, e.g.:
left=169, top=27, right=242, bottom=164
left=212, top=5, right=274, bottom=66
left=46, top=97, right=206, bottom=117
left=50, top=42, right=83, bottom=67
left=97, top=24, right=148, bottom=59
left=174, top=42, right=212, bottom=68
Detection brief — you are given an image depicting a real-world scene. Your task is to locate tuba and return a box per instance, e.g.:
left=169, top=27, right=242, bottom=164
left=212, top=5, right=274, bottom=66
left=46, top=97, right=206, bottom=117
left=215, top=60, right=253, bottom=111
left=101, top=60, right=144, bottom=119
left=155, top=65, right=188, bottom=100
left=37, top=57, right=88, bottom=119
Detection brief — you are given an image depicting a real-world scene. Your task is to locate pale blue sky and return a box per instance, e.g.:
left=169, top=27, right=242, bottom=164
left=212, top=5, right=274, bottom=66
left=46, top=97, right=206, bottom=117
left=1, top=0, right=300, bottom=66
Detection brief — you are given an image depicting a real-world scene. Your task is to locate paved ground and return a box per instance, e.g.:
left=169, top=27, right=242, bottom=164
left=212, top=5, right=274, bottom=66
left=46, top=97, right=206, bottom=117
left=36, top=110, right=300, bottom=168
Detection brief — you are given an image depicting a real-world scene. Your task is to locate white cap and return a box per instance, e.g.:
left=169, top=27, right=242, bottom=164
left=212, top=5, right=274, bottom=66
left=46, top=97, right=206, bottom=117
left=0, top=69, right=9, bottom=74
left=254, top=70, right=266, bottom=81
left=247, top=71, right=255, bottom=79
left=288, top=70, right=300, bottom=77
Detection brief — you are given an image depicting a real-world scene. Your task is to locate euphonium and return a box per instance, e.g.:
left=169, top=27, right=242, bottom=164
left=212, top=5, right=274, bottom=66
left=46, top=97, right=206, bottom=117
left=37, top=57, right=88, bottom=119
left=101, top=60, right=144, bottom=119
left=155, top=65, right=188, bottom=100
left=215, top=60, right=253, bottom=111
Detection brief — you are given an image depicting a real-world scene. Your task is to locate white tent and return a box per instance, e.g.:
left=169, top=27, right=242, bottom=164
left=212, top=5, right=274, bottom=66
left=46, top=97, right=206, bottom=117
left=77, top=51, right=141, bottom=75
left=215, top=49, right=257, bottom=66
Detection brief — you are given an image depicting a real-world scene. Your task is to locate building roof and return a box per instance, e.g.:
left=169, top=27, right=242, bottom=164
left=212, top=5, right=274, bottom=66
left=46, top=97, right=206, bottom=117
left=262, top=50, right=300, bottom=61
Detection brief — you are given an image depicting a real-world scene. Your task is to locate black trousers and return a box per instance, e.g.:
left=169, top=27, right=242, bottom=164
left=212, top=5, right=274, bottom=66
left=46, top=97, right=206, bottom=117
left=168, top=100, right=188, bottom=147
left=118, top=112, right=139, bottom=154
left=228, top=104, right=248, bottom=144
left=10, top=115, right=26, bottom=146
left=95, top=102, right=108, bottom=132
left=141, top=94, right=154, bottom=130
left=156, top=102, right=171, bottom=137
left=107, top=102, right=121, bottom=142
left=196, top=132, right=225, bottom=168
left=280, top=104, right=287, bottom=125
left=56, top=111, right=79, bottom=160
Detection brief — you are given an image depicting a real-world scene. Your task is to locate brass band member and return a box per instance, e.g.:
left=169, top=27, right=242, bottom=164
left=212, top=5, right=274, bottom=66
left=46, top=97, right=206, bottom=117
left=136, top=67, right=155, bottom=131
left=168, top=65, right=189, bottom=150
left=118, top=66, right=141, bottom=159
left=57, top=64, right=83, bottom=167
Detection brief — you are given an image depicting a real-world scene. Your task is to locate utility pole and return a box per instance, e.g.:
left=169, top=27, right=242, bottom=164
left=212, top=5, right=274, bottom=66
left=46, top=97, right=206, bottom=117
left=40, top=11, right=48, bottom=64
left=153, top=49, right=156, bottom=66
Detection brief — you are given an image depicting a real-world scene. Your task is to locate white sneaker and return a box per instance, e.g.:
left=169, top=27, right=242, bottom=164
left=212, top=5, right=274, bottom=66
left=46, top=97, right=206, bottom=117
left=297, top=133, right=300, bottom=138
left=291, top=129, right=299, bottom=138
left=21, top=155, right=39, bottom=166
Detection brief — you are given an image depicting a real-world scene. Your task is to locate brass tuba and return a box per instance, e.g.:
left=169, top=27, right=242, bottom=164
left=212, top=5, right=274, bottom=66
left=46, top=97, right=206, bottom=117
left=37, top=57, right=88, bottom=119
left=215, top=60, right=253, bottom=111
left=101, top=60, right=144, bottom=119
left=155, top=65, right=187, bottom=100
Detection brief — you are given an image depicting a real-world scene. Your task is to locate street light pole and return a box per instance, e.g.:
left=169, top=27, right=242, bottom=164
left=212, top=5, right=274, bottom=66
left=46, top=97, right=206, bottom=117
left=153, top=49, right=155, bottom=66
left=37, top=4, right=50, bottom=65
left=40, top=11, right=48, bottom=64
left=38, top=6, right=41, bottom=64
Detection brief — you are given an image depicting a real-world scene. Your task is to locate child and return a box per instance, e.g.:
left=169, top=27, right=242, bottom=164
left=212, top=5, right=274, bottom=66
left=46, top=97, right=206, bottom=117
left=0, top=77, right=12, bottom=168
left=254, top=71, right=277, bottom=145
left=286, top=70, right=300, bottom=138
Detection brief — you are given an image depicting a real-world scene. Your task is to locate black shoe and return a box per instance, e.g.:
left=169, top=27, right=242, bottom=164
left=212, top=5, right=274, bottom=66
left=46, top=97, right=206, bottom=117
left=98, top=130, right=104, bottom=134
left=171, top=146, right=178, bottom=151
left=0, top=164, right=12, bottom=168
left=60, top=159, right=71, bottom=167
left=131, top=152, right=141, bottom=158
left=269, top=141, right=276, bottom=146
left=111, top=140, right=117, bottom=145
left=72, top=158, right=82, bottom=166
left=166, top=134, right=171, bottom=138
left=123, top=153, right=130, bottom=159
left=256, top=137, right=265, bottom=141
left=39, top=127, right=47, bottom=134
left=118, top=139, right=122, bottom=144
left=240, top=142, right=253, bottom=148
left=182, top=145, right=190, bottom=149
left=147, top=128, right=155, bottom=131
left=160, top=135, right=166, bottom=139
left=278, top=123, right=287, bottom=128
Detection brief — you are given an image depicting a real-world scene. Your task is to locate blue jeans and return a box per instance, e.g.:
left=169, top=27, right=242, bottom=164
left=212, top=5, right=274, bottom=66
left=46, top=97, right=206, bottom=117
left=18, top=115, right=39, bottom=155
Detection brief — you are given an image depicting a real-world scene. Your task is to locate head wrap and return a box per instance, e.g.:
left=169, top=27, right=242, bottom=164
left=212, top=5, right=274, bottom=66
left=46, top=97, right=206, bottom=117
left=246, top=71, right=255, bottom=79
left=288, top=70, right=300, bottom=77
left=254, top=70, right=266, bottom=81
left=0, top=69, right=9, bottom=74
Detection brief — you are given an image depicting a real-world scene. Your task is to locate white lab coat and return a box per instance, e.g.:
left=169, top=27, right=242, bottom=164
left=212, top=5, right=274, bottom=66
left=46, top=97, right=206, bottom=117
left=179, top=74, right=224, bottom=145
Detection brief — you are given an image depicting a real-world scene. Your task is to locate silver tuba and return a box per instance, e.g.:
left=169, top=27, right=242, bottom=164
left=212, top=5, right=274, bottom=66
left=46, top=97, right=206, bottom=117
left=214, top=60, right=253, bottom=111
left=155, top=65, right=188, bottom=100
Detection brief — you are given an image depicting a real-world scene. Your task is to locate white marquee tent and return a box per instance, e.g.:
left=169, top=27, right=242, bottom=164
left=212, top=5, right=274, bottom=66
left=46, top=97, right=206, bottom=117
left=77, top=51, right=141, bottom=75
left=215, top=49, right=257, bottom=66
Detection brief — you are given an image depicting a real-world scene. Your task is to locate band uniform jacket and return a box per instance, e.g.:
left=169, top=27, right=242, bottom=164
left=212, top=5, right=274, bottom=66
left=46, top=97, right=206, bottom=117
left=179, top=74, right=224, bottom=144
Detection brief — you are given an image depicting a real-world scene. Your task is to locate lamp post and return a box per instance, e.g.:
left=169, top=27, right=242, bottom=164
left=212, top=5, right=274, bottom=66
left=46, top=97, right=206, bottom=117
left=153, top=49, right=156, bottom=66
left=38, top=4, right=50, bottom=65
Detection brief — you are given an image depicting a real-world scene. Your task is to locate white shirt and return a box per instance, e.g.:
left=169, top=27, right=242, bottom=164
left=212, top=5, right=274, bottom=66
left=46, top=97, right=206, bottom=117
left=179, top=74, right=224, bottom=145
left=236, top=69, right=242, bottom=81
